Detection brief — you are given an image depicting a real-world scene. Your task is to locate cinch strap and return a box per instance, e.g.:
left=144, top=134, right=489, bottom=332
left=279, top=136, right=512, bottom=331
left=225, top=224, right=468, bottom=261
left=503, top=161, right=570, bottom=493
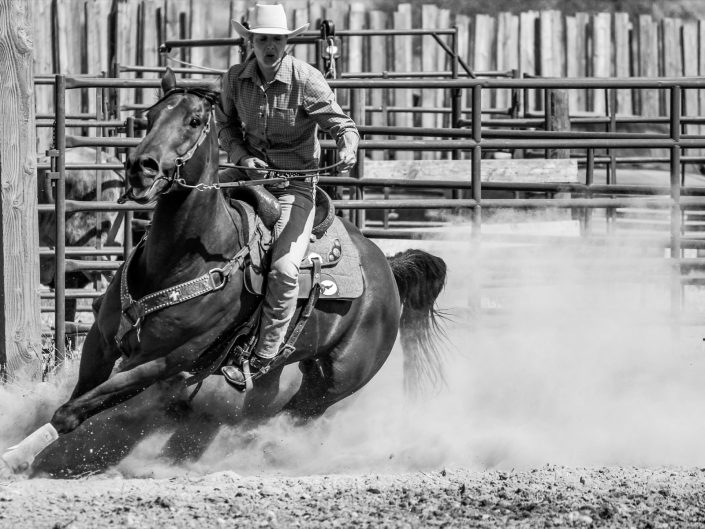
left=115, top=224, right=264, bottom=351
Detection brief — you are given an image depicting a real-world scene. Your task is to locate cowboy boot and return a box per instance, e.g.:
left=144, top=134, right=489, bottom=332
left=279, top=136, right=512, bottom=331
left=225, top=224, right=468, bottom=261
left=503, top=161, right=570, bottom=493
left=221, top=354, right=273, bottom=391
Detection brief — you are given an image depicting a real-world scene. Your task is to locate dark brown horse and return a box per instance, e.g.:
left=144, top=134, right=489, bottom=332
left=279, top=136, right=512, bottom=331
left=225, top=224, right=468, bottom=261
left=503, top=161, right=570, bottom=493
left=2, top=70, right=447, bottom=474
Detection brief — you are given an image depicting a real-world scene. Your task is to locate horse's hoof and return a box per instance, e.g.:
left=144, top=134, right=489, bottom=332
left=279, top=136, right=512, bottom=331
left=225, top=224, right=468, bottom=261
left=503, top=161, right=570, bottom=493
left=0, top=459, right=16, bottom=482
left=1, top=423, right=59, bottom=475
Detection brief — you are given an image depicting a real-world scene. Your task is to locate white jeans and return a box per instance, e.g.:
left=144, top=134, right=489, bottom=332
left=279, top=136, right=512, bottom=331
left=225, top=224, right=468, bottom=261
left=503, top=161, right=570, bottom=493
left=255, top=186, right=315, bottom=359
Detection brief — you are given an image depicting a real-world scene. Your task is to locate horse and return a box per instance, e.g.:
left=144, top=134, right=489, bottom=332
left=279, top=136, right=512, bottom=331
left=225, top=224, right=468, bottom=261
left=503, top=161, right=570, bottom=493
left=2, top=69, right=447, bottom=474
left=38, top=147, right=128, bottom=324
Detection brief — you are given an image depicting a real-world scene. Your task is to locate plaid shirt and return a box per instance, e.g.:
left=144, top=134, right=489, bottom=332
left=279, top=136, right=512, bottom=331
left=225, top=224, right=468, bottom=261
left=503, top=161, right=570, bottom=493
left=216, top=54, right=358, bottom=171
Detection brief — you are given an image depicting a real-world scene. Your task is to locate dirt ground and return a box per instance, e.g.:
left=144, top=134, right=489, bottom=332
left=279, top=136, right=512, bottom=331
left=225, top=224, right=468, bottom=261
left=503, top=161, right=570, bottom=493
left=7, top=221, right=705, bottom=528
left=1, top=466, right=703, bottom=528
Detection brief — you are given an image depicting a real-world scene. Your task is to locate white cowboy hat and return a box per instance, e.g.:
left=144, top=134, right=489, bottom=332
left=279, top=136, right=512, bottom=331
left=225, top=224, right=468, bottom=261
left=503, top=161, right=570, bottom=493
left=232, top=3, right=309, bottom=38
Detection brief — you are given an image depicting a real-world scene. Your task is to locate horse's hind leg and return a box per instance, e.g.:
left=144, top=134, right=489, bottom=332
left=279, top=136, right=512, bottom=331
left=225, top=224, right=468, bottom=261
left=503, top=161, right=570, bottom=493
left=282, top=349, right=387, bottom=423
left=161, top=366, right=287, bottom=462
left=161, top=414, right=221, bottom=463
left=243, top=365, right=286, bottom=420
left=281, top=358, right=331, bottom=421
left=160, top=403, right=222, bottom=463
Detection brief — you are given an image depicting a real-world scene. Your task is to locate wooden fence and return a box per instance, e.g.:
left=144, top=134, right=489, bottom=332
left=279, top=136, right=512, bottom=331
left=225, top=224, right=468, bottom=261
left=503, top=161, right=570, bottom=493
left=33, top=1, right=705, bottom=142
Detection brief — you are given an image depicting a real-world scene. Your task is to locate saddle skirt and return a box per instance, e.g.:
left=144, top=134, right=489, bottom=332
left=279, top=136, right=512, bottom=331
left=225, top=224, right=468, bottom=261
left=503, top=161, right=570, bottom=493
left=231, top=197, right=364, bottom=300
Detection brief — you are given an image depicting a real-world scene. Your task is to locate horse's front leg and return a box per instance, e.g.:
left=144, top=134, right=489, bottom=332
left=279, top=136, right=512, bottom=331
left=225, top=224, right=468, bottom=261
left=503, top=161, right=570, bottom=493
left=70, top=324, right=121, bottom=399
left=53, top=348, right=193, bottom=434
left=1, top=344, right=194, bottom=473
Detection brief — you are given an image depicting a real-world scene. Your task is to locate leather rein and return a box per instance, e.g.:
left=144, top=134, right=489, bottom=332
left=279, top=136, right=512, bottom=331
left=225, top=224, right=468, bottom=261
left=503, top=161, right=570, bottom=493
left=123, top=88, right=344, bottom=201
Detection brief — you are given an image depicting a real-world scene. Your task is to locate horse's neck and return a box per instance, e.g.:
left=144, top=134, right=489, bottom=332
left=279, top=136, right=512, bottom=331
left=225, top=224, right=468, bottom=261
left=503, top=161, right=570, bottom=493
left=144, top=151, right=241, bottom=279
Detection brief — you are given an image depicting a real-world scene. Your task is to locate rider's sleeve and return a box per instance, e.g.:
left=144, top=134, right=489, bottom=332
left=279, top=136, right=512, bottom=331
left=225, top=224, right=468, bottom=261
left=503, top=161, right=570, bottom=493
left=215, top=69, right=250, bottom=165
left=302, top=67, right=360, bottom=153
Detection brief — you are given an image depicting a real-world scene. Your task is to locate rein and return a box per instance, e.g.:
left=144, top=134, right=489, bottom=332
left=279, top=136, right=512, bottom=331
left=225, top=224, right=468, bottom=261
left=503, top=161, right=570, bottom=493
left=176, top=159, right=345, bottom=192
left=134, top=88, right=345, bottom=197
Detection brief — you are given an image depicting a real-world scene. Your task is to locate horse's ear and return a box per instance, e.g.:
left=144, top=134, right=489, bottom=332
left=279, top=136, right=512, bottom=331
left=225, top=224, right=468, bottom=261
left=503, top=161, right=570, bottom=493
left=161, top=67, right=177, bottom=93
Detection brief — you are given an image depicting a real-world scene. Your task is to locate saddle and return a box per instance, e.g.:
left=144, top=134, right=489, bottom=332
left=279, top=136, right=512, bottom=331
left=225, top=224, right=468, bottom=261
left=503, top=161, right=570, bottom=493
left=230, top=186, right=364, bottom=300
left=186, top=186, right=364, bottom=391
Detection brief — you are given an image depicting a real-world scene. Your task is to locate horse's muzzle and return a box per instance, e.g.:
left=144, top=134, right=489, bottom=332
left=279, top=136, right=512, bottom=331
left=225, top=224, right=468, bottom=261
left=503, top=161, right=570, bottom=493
left=117, top=187, right=153, bottom=205
left=128, top=154, right=161, bottom=178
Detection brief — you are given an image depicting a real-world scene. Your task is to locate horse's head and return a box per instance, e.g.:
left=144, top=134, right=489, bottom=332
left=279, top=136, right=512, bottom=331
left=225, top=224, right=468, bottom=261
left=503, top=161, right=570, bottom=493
left=122, top=69, right=219, bottom=204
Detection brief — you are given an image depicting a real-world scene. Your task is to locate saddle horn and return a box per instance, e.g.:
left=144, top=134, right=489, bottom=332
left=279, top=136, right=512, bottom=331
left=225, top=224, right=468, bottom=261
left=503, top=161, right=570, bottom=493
left=219, top=167, right=281, bottom=230
left=241, top=185, right=281, bottom=230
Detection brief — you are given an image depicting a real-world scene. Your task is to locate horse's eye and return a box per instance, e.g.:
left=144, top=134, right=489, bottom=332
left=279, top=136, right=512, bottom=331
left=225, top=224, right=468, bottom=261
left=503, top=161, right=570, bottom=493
left=190, top=117, right=201, bottom=128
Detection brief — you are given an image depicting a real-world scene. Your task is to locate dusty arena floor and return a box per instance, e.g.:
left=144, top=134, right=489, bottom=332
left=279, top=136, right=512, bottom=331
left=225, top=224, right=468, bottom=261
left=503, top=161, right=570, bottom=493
left=2, top=466, right=705, bottom=528
left=4, top=223, right=705, bottom=528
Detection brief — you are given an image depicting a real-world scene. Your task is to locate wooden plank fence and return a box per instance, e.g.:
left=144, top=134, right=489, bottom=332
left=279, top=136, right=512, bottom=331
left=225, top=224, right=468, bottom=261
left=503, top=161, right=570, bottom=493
left=33, top=1, right=705, bottom=152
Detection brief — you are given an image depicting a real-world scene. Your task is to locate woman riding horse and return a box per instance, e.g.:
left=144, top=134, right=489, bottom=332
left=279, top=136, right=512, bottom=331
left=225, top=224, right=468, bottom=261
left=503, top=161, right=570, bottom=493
left=216, top=3, right=359, bottom=387
left=1, top=59, right=446, bottom=478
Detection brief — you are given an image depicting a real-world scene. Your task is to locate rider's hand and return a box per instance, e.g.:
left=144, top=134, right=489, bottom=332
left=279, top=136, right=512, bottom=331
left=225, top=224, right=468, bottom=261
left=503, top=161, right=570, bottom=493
left=338, top=147, right=357, bottom=173
left=337, top=130, right=359, bottom=174
left=239, top=156, right=269, bottom=179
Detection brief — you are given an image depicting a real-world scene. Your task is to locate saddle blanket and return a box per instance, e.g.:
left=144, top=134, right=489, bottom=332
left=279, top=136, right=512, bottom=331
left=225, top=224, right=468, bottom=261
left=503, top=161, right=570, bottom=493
left=244, top=216, right=364, bottom=300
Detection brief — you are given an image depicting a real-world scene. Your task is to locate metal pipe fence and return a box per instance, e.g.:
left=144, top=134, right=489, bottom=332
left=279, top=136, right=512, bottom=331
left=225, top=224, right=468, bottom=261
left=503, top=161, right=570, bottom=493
left=42, top=73, right=705, bottom=359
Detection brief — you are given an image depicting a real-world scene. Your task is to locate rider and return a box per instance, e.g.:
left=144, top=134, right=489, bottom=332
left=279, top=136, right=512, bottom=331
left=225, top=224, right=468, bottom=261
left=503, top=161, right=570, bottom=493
left=215, top=3, right=359, bottom=386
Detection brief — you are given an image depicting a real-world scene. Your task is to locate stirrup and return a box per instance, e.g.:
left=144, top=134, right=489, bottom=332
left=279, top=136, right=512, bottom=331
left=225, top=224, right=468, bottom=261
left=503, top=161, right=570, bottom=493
left=221, top=356, right=272, bottom=393
left=221, top=360, right=253, bottom=392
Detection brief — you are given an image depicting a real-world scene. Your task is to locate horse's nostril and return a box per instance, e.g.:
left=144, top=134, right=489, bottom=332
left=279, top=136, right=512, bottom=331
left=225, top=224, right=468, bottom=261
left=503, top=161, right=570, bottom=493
left=138, top=156, right=160, bottom=176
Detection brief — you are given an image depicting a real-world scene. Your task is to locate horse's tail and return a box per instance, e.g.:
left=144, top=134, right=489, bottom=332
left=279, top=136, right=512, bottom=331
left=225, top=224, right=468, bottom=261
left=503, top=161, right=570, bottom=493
left=388, top=249, right=448, bottom=397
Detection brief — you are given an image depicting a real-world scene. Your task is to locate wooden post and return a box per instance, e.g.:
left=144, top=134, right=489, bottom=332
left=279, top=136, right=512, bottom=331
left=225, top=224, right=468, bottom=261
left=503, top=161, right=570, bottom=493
left=662, top=17, right=682, bottom=117
left=699, top=20, right=705, bottom=155
left=140, top=0, right=162, bottom=78
left=437, top=8, right=450, bottom=129
left=56, top=0, right=84, bottom=116
left=393, top=3, right=413, bottom=161
left=456, top=13, right=470, bottom=126
left=682, top=22, right=699, bottom=156
left=495, top=12, right=518, bottom=112
left=576, top=13, right=590, bottom=113
left=473, top=13, right=494, bottom=110
left=111, top=0, right=139, bottom=118
left=591, top=12, right=611, bottom=115
left=292, top=6, right=309, bottom=62
left=519, top=11, right=538, bottom=113
left=229, top=0, right=248, bottom=65
left=33, top=0, right=53, bottom=154
left=614, top=12, right=632, bottom=115
left=638, top=14, right=659, bottom=117
left=369, top=10, right=387, bottom=161
left=545, top=89, right=570, bottom=159
left=539, top=10, right=563, bottom=79
left=347, top=2, right=365, bottom=74
left=0, top=0, right=43, bottom=377
left=421, top=4, right=438, bottom=160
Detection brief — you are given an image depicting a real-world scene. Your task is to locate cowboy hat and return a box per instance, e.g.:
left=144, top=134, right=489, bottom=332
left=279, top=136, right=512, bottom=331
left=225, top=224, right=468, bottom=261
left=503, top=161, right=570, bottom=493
left=232, top=4, right=309, bottom=38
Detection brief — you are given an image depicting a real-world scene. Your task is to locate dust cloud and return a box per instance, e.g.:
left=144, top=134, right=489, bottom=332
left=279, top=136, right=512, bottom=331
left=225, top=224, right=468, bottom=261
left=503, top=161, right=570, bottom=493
left=3, top=210, right=705, bottom=477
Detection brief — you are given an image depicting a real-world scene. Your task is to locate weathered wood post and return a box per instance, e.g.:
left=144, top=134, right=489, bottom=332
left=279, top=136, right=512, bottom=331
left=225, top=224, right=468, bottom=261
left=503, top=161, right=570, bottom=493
left=0, top=0, right=43, bottom=378
left=544, top=89, right=570, bottom=159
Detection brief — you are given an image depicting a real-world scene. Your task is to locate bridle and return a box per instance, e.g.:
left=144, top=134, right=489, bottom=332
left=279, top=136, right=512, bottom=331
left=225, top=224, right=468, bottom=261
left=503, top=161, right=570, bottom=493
left=121, top=88, right=217, bottom=204
left=123, top=88, right=344, bottom=202
left=144, top=88, right=218, bottom=199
